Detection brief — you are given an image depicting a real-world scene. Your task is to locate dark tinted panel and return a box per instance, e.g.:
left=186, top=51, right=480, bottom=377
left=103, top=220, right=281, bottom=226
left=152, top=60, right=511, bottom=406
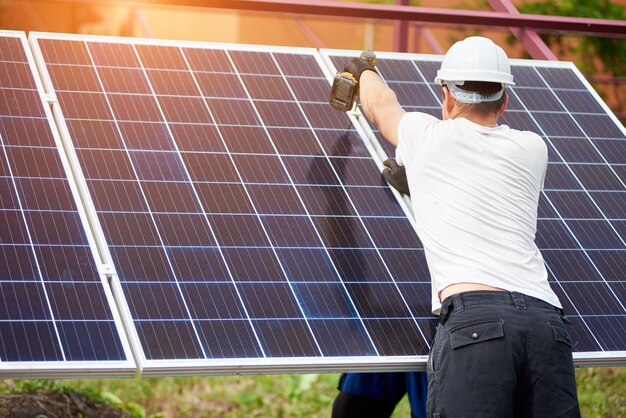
left=574, top=114, right=626, bottom=139
left=537, top=67, right=585, bottom=89
left=544, top=164, right=581, bottom=190
left=123, top=283, right=189, bottom=319
left=346, top=282, right=412, bottom=317
left=533, top=113, right=584, bottom=137
left=593, top=139, right=626, bottom=164
left=310, top=319, right=376, bottom=356
left=0, top=283, right=49, bottom=319
left=545, top=191, right=602, bottom=219
left=208, top=214, right=270, bottom=246
left=254, top=319, right=319, bottom=357
left=168, top=248, right=229, bottom=281
left=589, top=191, right=626, bottom=218
left=376, top=59, right=420, bottom=81
left=33, top=38, right=626, bottom=368
left=58, top=321, right=125, bottom=361
left=544, top=250, right=604, bottom=282
left=363, top=217, right=421, bottom=249
left=136, top=321, right=204, bottom=360
left=276, top=248, right=340, bottom=282
left=329, top=249, right=391, bottom=282
left=380, top=250, right=429, bottom=283
left=47, top=283, right=113, bottom=319
left=0, top=246, right=37, bottom=280
left=550, top=138, right=604, bottom=163
left=0, top=322, right=64, bottom=361
left=229, top=51, right=279, bottom=75
left=293, top=282, right=355, bottom=318
left=365, top=319, right=426, bottom=356
left=196, top=320, right=263, bottom=358
left=514, top=87, right=563, bottom=111
left=181, top=283, right=247, bottom=319
left=535, top=220, right=580, bottom=249
left=570, top=164, right=623, bottom=190
left=262, top=215, right=321, bottom=247
left=111, top=246, right=174, bottom=281
left=238, top=283, right=303, bottom=318
left=298, top=185, right=356, bottom=216
left=558, top=90, right=605, bottom=114
left=389, top=82, right=440, bottom=107
left=587, top=250, right=626, bottom=281
left=222, top=248, right=285, bottom=282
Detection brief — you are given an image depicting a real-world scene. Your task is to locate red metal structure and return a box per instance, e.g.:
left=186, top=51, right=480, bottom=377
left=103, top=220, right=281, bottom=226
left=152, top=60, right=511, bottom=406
left=119, top=0, right=626, bottom=40
left=487, top=0, right=557, bottom=61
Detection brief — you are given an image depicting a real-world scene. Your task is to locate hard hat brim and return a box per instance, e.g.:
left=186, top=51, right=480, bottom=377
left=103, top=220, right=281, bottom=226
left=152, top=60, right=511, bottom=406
left=435, top=69, right=515, bottom=86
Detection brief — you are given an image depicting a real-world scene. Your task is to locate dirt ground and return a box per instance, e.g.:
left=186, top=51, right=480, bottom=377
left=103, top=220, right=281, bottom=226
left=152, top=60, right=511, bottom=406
left=0, top=390, right=131, bottom=418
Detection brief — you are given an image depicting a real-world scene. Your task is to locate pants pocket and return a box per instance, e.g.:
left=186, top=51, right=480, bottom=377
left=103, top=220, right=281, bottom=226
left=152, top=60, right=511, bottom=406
left=449, top=320, right=504, bottom=349
left=550, top=321, right=574, bottom=348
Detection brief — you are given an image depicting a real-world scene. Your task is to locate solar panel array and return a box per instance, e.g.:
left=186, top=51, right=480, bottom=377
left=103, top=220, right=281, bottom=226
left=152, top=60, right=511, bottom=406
left=2, top=30, right=624, bottom=376
left=29, top=33, right=435, bottom=374
left=323, top=50, right=626, bottom=362
left=0, top=31, right=133, bottom=378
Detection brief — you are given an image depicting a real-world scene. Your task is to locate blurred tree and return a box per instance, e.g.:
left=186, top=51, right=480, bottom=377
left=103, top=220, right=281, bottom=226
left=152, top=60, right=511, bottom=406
left=517, top=0, right=625, bottom=76
left=515, top=0, right=625, bottom=120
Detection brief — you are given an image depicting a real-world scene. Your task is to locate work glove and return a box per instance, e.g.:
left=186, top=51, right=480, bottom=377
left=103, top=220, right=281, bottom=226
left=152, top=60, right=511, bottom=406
left=382, top=158, right=410, bottom=196
left=343, top=53, right=377, bottom=82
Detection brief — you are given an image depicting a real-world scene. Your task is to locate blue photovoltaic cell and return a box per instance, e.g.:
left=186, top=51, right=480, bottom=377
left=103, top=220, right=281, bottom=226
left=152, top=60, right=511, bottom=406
left=34, top=35, right=433, bottom=368
left=0, top=32, right=127, bottom=367
left=329, top=51, right=626, bottom=357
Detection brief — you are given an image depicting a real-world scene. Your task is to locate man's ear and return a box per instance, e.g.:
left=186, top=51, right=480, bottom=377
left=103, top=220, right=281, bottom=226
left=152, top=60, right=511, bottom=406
left=442, top=86, right=455, bottom=119
left=497, top=92, right=509, bottom=118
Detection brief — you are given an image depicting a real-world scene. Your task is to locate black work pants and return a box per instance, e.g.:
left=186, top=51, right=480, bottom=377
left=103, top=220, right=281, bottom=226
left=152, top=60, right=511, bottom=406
left=426, top=291, right=581, bottom=418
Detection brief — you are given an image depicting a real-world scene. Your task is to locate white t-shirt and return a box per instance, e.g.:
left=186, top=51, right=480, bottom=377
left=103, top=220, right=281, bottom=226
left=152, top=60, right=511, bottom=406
left=396, top=112, right=561, bottom=314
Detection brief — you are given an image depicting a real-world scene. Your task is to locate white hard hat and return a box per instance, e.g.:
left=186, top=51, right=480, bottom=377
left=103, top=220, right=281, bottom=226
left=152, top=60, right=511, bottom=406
left=435, top=36, right=515, bottom=87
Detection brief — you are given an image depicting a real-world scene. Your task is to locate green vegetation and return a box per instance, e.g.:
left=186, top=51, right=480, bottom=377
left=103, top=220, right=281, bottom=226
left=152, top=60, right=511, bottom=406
left=1, top=367, right=625, bottom=417
left=517, top=0, right=626, bottom=77
left=515, top=0, right=626, bottom=120
left=576, top=367, right=626, bottom=418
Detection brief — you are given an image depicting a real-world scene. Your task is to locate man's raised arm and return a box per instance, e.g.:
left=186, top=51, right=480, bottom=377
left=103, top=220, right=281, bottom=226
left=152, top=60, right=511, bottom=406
left=359, top=70, right=406, bottom=147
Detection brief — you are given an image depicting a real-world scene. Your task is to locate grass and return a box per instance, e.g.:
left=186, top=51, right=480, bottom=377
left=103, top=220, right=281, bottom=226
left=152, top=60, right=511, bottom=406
left=1, top=367, right=624, bottom=417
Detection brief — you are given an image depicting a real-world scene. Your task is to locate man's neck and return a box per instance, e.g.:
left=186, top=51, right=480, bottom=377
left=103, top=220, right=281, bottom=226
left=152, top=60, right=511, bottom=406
left=455, top=112, right=498, bottom=127
left=446, top=109, right=498, bottom=127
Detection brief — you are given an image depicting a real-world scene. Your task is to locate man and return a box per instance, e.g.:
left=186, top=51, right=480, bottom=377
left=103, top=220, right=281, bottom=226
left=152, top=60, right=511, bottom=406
left=332, top=372, right=428, bottom=418
left=343, top=36, right=581, bottom=417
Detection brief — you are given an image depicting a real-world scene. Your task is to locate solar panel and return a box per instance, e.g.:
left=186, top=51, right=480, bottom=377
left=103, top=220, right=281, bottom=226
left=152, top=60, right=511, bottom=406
left=14, top=30, right=623, bottom=374
left=321, top=49, right=626, bottom=366
left=29, top=33, right=435, bottom=374
left=0, top=30, right=134, bottom=378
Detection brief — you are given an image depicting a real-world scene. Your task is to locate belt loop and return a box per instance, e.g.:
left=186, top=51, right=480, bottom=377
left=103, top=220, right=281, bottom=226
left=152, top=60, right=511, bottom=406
left=439, top=293, right=465, bottom=325
left=511, top=292, right=527, bottom=310
left=453, top=293, right=465, bottom=312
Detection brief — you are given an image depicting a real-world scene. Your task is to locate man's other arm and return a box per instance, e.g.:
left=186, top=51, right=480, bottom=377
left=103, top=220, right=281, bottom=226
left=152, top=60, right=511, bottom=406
left=359, top=71, right=406, bottom=147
